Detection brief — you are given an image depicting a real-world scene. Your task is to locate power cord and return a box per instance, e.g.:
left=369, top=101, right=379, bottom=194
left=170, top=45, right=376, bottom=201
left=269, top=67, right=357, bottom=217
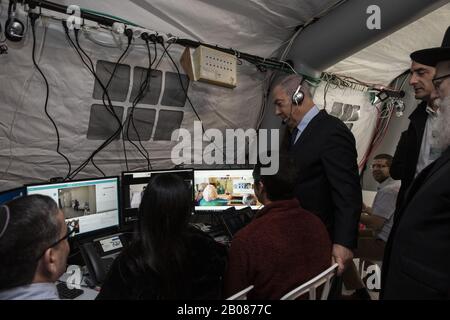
left=62, top=24, right=114, bottom=177
left=160, top=42, right=233, bottom=168
left=124, top=34, right=155, bottom=171
left=74, top=27, right=125, bottom=175
left=30, top=12, right=72, bottom=180
left=66, top=26, right=133, bottom=179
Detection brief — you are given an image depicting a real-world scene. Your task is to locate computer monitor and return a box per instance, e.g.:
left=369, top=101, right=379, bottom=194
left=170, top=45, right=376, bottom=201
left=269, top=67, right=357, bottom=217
left=26, top=177, right=120, bottom=237
left=194, top=169, right=261, bottom=212
left=0, top=187, right=26, bottom=205
left=121, top=169, right=195, bottom=224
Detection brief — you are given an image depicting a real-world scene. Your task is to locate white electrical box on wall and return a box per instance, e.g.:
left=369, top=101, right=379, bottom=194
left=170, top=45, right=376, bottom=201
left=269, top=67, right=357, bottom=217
left=180, top=45, right=237, bottom=88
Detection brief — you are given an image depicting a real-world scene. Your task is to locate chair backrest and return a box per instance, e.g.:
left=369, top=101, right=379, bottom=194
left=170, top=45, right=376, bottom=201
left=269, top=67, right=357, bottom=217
left=226, top=285, right=254, bottom=300
left=280, top=263, right=339, bottom=300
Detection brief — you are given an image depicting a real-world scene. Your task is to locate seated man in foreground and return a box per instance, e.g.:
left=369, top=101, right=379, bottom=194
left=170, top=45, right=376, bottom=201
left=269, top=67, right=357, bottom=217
left=0, top=195, right=70, bottom=300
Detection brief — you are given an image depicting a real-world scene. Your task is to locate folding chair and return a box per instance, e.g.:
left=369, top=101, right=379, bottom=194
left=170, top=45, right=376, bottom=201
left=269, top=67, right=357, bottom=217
left=226, top=285, right=254, bottom=300
left=281, top=263, right=339, bottom=300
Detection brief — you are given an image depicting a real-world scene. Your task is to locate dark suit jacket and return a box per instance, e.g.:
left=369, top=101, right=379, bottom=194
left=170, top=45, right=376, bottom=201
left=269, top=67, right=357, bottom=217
left=287, top=110, right=362, bottom=249
left=390, top=101, right=428, bottom=209
left=382, top=147, right=450, bottom=299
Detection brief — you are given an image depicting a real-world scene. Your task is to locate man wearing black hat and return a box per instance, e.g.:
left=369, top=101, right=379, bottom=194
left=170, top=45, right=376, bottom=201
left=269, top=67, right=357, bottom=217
left=382, top=27, right=450, bottom=300
left=390, top=45, right=439, bottom=212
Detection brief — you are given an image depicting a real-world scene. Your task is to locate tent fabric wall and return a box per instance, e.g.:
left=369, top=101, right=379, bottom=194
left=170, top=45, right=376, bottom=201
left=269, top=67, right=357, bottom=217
left=0, top=0, right=448, bottom=189
left=312, top=84, right=379, bottom=168
left=0, top=18, right=264, bottom=187
left=1, top=0, right=342, bottom=188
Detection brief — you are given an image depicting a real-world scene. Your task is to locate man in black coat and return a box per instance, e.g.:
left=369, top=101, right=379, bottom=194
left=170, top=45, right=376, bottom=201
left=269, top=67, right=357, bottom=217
left=390, top=57, right=438, bottom=210
left=382, top=27, right=450, bottom=299
left=271, top=74, right=362, bottom=276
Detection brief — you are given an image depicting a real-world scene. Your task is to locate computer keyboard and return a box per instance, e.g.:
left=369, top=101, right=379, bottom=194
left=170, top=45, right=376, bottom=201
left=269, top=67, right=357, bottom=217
left=56, top=282, right=84, bottom=300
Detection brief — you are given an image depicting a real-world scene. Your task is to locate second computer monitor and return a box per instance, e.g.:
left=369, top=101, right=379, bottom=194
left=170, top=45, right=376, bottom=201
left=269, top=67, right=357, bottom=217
left=121, top=169, right=195, bottom=224
left=194, top=169, right=261, bottom=212
left=26, top=177, right=120, bottom=237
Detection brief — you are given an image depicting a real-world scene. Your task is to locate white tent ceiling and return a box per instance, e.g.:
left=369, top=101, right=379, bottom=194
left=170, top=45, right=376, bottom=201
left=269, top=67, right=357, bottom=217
left=58, top=0, right=342, bottom=57
left=327, top=3, right=450, bottom=85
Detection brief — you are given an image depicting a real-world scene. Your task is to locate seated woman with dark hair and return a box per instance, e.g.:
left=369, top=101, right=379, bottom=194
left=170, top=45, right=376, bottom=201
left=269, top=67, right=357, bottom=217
left=97, top=174, right=227, bottom=300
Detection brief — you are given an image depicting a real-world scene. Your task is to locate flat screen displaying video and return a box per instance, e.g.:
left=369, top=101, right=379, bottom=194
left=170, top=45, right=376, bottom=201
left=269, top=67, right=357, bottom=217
left=26, top=177, right=120, bottom=237
left=121, top=169, right=194, bottom=224
left=194, top=169, right=261, bottom=212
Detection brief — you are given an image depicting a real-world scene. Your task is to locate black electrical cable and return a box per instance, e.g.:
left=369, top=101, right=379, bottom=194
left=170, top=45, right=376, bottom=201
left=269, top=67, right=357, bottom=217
left=71, top=28, right=121, bottom=120
left=160, top=43, right=232, bottom=168
left=91, top=30, right=133, bottom=172
left=152, top=41, right=158, bottom=65
left=159, top=44, right=203, bottom=129
left=72, top=27, right=126, bottom=174
left=62, top=28, right=107, bottom=177
left=30, top=13, right=72, bottom=179
left=154, top=41, right=171, bottom=70
left=62, top=24, right=119, bottom=177
left=125, top=72, right=151, bottom=170
left=126, top=67, right=151, bottom=168
left=137, top=40, right=157, bottom=166
left=68, top=29, right=133, bottom=179
left=125, top=36, right=157, bottom=170
left=123, top=35, right=160, bottom=171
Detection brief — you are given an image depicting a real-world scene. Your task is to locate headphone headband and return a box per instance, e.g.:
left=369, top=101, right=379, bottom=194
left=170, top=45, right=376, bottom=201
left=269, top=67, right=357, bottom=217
left=0, top=205, right=11, bottom=239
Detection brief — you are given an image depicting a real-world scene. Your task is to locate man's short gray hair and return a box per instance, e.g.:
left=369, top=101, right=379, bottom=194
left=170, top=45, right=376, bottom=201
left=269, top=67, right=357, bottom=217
left=271, top=73, right=311, bottom=99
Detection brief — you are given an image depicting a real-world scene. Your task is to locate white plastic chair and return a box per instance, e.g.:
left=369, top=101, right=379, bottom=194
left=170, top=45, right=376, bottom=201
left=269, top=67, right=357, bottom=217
left=280, top=263, right=339, bottom=300
left=226, top=285, right=254, bottom=300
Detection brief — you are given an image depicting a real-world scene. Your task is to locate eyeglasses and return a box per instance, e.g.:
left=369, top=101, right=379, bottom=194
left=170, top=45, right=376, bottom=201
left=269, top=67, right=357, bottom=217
left=432, top=74, right=450, bottom=88
left=371, top=164, right=389, bottom=169
left=36, top=225, right=75, bottom=261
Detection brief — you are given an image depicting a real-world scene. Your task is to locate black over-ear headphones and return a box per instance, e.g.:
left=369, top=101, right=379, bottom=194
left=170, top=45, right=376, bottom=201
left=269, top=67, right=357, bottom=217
left=5, top=1, right=25, bottom=42
left=292, top=81, right=304, bottom=106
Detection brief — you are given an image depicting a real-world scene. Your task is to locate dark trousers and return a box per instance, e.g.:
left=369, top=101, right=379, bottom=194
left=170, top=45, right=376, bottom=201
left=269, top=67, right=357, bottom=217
left=328, top=276, right=343, bottom=300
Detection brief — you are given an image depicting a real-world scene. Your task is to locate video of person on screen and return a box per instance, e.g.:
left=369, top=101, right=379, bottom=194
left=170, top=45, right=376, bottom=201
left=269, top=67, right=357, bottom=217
left=129, top=184, right=147, bottom=209
left=194, top=174, right=259, bottom=207
left=58, top=186, right=97, bottom=219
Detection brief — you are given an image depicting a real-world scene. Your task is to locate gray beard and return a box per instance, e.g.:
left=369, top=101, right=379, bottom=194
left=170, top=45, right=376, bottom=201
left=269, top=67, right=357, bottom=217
left=434, top=95, right=450, bottom=150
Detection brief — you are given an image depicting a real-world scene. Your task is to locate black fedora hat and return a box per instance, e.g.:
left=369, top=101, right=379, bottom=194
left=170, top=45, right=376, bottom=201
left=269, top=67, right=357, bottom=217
left=411, top=26, right=450, bottom=66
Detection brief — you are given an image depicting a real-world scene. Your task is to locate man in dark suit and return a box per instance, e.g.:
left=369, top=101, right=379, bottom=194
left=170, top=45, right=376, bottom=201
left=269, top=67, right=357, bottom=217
left=390, top=56, right=438, bottom=210
left=382, top=27, right=450, bottom=299
left=271, top=74, right=362, bottom=276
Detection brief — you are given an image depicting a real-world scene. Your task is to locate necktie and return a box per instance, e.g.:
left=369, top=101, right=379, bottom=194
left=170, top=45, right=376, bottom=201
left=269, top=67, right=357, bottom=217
left=290, top=127, right=299, bottom=148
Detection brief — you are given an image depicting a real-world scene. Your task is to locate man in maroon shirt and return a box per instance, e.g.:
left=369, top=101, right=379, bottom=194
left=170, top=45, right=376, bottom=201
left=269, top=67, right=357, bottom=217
left=224, top=155, right=332, bottom=299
